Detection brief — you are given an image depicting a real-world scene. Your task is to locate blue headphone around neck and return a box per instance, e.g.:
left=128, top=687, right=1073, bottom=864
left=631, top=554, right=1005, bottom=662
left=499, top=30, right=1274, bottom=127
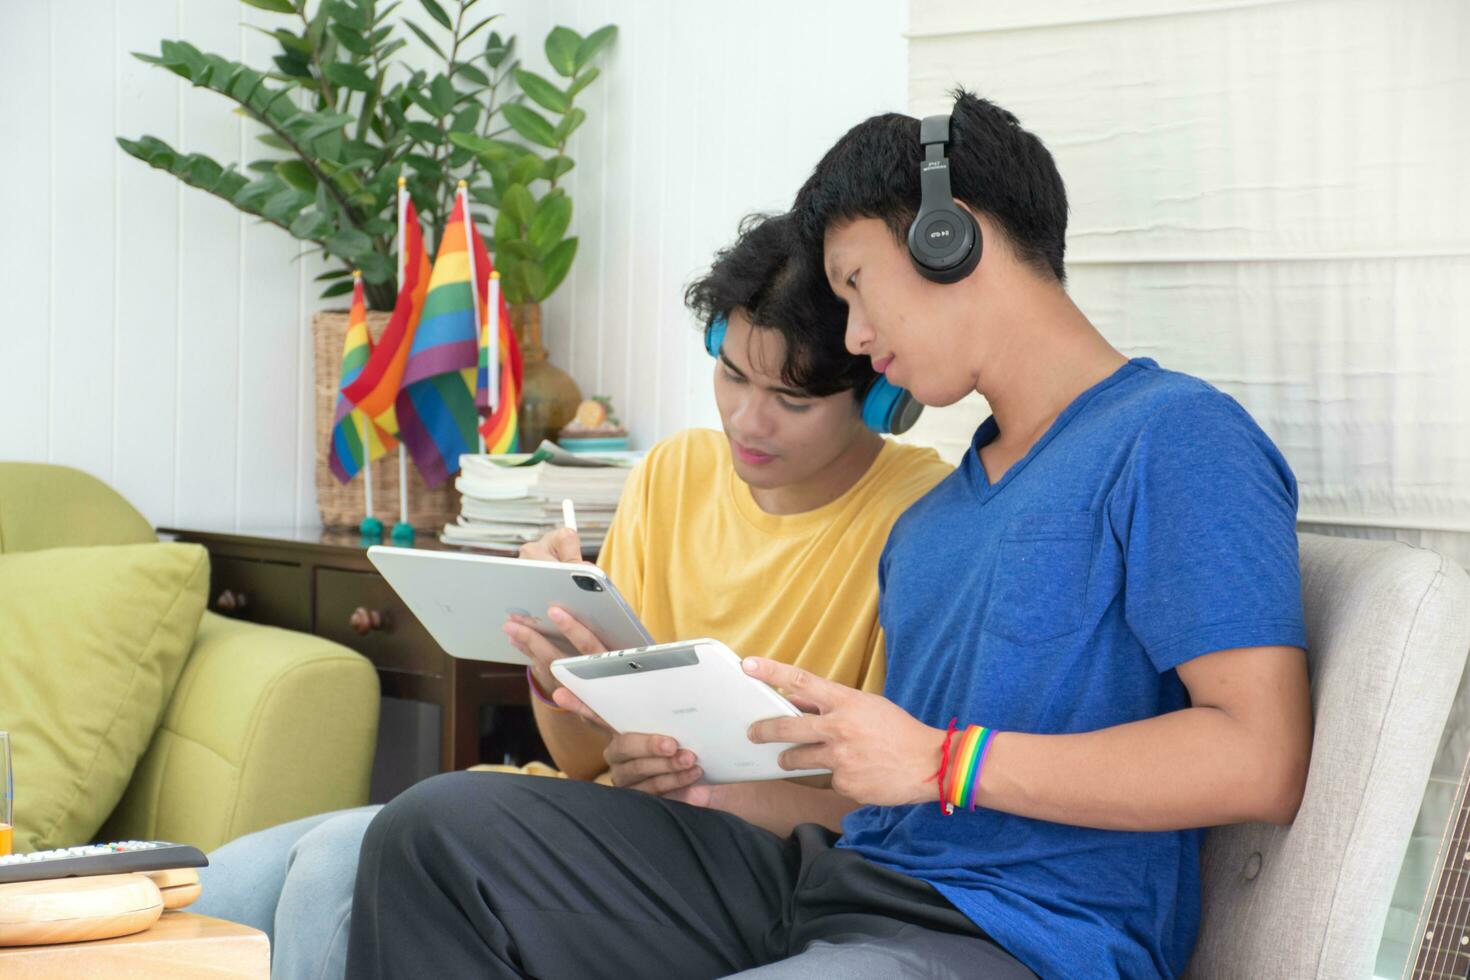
left=704, top=315, right=922, bottom=435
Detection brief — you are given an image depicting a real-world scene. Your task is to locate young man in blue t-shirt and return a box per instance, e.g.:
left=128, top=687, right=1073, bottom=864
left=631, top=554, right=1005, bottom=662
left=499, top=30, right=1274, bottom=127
left=345, top=92, right=1311, bottom=979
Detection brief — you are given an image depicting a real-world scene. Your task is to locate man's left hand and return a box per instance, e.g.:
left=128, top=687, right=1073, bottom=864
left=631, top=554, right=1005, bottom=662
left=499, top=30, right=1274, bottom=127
left=744, top=658, right=944, bottom=808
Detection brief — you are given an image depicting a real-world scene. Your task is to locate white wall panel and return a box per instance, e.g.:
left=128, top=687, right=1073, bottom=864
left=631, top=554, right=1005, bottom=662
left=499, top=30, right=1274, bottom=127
left=112, top=0, right=182, bottom=524
left=909, top=0, right=1470, bottom=569
left=0, top=3, right=54, bottom=465
left=0, top=0, right=909, bottom=529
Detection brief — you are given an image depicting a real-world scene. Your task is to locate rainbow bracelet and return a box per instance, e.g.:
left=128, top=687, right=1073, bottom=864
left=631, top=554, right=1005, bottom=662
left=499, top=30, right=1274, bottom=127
left=942, top=725, right=997, bottom=814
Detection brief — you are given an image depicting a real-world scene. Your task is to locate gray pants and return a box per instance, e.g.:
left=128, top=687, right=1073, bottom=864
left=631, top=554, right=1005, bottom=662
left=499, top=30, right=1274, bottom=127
left=348, top=772, right=1038, bottom=979
left=193, top=805, right=380, bottom=980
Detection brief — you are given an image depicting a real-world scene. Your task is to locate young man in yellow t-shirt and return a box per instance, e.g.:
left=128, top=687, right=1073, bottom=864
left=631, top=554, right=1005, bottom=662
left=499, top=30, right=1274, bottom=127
left=193, top=212, right=951, bottom=980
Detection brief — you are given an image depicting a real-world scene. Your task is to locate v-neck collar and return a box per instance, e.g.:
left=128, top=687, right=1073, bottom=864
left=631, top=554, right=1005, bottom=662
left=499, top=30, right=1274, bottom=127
left=964, top=358, right=1155, bottom=504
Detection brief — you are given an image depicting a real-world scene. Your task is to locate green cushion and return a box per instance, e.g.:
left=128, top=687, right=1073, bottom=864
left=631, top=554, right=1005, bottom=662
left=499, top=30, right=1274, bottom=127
left=0, top=542, right=208, bottom=851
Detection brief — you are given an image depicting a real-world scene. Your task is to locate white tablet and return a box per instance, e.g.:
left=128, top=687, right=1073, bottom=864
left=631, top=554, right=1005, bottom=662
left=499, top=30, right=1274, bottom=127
left=367, top=546, right=653, bottom=665
left=550, top=638, right=830, bottom=783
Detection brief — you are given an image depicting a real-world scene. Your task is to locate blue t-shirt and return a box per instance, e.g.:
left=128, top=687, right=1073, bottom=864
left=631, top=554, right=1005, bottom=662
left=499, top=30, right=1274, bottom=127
left=838, top=358, right=1307, bottom=979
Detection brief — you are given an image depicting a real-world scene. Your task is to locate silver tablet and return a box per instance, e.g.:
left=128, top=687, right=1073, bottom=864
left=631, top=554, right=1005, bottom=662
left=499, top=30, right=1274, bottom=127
left=367, top=546, right=653, bottom=665
left=551, top=638, right=831, bottom=783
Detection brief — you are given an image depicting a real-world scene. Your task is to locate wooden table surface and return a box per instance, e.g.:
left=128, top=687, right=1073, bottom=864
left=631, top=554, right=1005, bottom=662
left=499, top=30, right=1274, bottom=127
left=0, top=911, right=268, bottom=978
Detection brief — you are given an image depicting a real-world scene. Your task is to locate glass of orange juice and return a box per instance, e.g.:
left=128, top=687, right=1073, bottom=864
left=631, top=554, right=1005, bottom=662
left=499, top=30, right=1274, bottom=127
left=0, top=730, right=11, bottom=856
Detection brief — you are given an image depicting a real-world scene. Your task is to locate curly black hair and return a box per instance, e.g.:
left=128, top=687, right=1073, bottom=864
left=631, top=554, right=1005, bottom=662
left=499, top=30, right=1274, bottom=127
left=684, top=212, right=877, bottom=400
left=793, top=89, right=1069, bottom=283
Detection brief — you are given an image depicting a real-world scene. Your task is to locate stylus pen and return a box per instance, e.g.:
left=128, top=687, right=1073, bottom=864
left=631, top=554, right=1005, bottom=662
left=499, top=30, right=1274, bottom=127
left=562, top=498, right=578, bottom=533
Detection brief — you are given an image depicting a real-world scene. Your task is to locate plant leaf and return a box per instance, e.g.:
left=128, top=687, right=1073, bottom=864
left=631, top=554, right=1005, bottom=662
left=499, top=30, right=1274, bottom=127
left=484, top=31, right=514, bottom=68
left=514, top=69, right=568, bottom=114
left=461, top=13, right=498, bottom=44
left=326, top=226, right=374, bottom=257
left=320, top=279, right=355, bottom=298
left=542, top=154, right=574, bottom=181
left=263, top=186, right=311, bottom=222
left=405, top=120, right=444, bottom=143
left=453, top=61, right=490, bottom=86
left=289, top=208, right=332, bottom=239
left=323, top=61, right=373, bottom=92
left=543, top=27, right=581, bottom=77
left=500, top=182, right=535, bottom=226
left=240, top=0, right=296, bottom=13
left=529, top=192, right=571, bottom=252
left=315, top=267, right=355, bottom=281
left=574, top=25, right=616, bottom=70
left=509, top=153, right=543, bottom=186
left=538, top=235, right=577, bottom=300
left=417, top=0, right=452, bottom=30
left=430, top=73, right=456, bottom=116
left=359, top=252, right=395, bottom=283
left=500, top=103, right=557, bottom=148
left=552, top=107, right=585, bottom=143
left=326, top=0, right=369, bottom=30
left=274, top=159, right=317, bottom=191
left=401, top=18, right=445, bottom=59
left=329, top=24, right=372, bottom=56
left=566, top=66, right=600, bottom=100
left=450, top=104, right=481, bottom=133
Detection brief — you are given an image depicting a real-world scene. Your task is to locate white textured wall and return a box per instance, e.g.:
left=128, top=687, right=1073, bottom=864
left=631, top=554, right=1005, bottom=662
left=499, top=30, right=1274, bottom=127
left=902, top=3, right=1468, bottom=974
left=0, top=0, right=908, bottom=529
left=903, top=0, right=1470, bottom=568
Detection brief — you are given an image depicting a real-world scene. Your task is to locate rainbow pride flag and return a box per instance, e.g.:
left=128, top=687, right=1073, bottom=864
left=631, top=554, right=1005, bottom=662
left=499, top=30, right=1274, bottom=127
left=394, top=188, right=481, bottom=487
left=328, top=274, right=398, bottom=482
left=341, top=196, right=431, bottom=437
left=470, top=228, right=523, bottom=453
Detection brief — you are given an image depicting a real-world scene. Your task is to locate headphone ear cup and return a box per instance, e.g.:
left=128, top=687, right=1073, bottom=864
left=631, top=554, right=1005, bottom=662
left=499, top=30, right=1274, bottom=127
left=704, top=315, right=727, bottom=358
left=908, top=206, right=981, bottom=285
left=862, top=377, right=923, bottom=435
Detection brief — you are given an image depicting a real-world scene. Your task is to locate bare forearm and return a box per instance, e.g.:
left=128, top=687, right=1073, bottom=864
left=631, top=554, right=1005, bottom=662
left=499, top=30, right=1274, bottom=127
left=709, top=781, right=860, bottom=837
left=532, top=698, right=612, bottom=781
left=974, top=706, right=1310, bottom=831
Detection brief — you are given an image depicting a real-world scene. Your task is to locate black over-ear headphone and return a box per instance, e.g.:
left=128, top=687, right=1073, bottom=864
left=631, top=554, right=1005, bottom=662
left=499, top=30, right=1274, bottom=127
left=907, top=113, right=981, bottom=284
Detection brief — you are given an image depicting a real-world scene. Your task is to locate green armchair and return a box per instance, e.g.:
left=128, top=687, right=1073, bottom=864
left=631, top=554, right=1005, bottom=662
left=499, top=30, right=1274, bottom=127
left=0, top=463, right=379, bottom=852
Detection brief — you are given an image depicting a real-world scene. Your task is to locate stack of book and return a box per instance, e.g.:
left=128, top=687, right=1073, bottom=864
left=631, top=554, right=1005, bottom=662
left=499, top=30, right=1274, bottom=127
left=441, top=441, right=642, bottom=554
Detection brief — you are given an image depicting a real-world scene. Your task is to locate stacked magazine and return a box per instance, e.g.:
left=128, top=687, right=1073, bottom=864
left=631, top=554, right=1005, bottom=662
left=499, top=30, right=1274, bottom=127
left=441, top=441, right=642, bottom=555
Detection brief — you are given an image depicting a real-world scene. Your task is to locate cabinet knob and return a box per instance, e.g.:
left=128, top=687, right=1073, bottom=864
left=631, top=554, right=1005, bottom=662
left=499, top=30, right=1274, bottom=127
left=349, top=606, right=390, bottom=636
left=215, top=589, right=248, bottom=614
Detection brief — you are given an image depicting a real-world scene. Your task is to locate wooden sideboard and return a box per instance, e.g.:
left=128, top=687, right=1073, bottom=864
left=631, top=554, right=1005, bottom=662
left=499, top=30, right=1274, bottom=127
left=157, top=526, right=547, bottom=784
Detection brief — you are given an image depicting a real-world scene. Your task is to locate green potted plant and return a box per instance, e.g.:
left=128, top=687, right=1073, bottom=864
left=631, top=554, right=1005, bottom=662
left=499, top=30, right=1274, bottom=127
left=117, top=0, right=615, bottom=497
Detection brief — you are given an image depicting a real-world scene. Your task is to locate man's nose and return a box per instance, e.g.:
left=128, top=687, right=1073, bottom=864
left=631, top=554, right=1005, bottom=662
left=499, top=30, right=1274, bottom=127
left=845, top=308, right=874, bottom=356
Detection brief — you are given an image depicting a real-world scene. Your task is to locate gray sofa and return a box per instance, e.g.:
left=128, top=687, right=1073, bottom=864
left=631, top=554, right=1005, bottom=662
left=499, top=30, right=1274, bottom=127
left=1185, top=533, right=1470, bottom=978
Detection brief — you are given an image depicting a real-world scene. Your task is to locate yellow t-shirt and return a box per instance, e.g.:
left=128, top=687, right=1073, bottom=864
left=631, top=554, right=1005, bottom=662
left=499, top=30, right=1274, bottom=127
left=596, top=428, right=953, bottom=694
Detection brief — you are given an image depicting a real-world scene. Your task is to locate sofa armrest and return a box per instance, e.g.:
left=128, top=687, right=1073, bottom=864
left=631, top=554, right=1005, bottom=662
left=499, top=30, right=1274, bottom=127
left=102, top=611, right=380, bottom=851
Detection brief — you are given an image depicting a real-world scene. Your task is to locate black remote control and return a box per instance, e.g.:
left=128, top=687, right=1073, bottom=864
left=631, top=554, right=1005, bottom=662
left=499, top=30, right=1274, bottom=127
left=0, top=840, right=208, bottom=885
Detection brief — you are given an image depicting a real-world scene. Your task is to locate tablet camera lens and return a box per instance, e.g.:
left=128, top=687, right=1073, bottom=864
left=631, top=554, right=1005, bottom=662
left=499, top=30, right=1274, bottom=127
left=572, top=574, right=604, bottom=593
left=627, top=661, right=643, bottom=671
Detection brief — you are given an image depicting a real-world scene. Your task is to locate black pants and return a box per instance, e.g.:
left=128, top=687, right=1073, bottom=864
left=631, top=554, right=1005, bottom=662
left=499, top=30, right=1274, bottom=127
left=346, top=772, right=1036, bottom=979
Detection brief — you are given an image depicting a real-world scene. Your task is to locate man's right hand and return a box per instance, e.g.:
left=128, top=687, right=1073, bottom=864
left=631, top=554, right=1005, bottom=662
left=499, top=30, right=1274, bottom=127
left=518, top=527, right=585, bottom=564
left=504, top=605, right=607, bottom=700
left=604, top=732, right=705, bottom=797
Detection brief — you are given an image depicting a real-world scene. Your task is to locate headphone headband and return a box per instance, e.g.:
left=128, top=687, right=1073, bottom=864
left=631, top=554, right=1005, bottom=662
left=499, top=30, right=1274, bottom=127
left=907, top=112, right=981, bottom=285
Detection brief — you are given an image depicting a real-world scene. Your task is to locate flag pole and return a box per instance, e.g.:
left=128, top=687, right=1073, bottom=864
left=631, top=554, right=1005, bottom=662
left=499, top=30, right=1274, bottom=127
left=459, top=179, right=486, bottom=457
left=391, top=177, right=415, bottom=545
left=354, top=270, right=384, bottom=541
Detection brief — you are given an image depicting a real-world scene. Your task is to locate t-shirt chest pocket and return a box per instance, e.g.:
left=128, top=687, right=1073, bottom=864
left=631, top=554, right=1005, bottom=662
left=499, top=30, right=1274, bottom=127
left=982, top=511, right=1097, bottom=645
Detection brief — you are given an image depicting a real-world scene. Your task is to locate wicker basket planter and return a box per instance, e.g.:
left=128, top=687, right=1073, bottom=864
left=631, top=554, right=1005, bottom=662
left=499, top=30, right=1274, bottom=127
left=312, top=309, right=459, bottom=531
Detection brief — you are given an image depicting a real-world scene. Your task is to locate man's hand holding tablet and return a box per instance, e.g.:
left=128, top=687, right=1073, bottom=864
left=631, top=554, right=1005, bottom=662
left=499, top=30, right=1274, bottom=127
left=508, top=522, right=706, bottom=802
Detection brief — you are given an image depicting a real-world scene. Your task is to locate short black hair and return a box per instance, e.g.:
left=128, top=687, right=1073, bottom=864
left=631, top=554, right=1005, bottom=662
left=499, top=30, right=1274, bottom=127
left=793, top=89, right=1069, bottom=283
left=684, top=212, right=876, bottom=399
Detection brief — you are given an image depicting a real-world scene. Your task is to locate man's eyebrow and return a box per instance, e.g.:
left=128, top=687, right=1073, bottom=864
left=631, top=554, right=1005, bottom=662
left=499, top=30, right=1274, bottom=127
left=718, top=352, right=812, bottom=399
left=717, top=352, right=746, bottom=377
